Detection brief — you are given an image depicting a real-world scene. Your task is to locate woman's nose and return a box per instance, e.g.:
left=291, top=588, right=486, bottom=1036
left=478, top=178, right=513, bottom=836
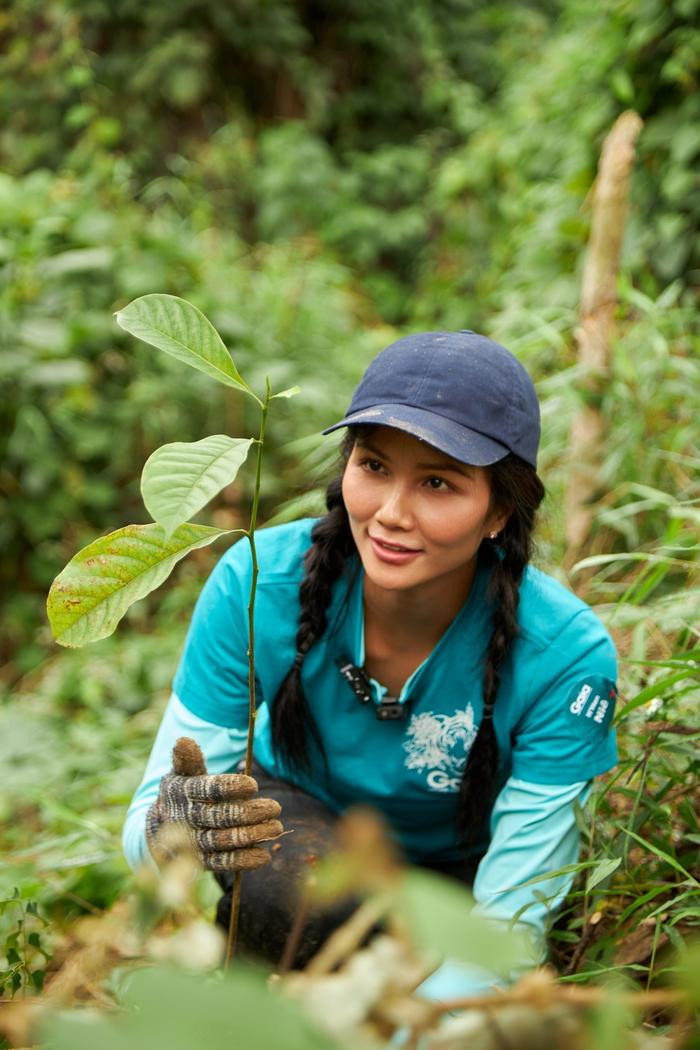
left=376, top=482, right=413, bottom=529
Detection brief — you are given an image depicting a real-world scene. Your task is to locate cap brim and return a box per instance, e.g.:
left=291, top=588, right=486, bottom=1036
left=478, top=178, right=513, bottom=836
left=322, top=404, right=510, bottom=466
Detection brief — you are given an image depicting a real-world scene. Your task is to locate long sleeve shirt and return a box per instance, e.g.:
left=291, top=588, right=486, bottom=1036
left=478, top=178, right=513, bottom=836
left=124, top=518, right=616, bottom=1000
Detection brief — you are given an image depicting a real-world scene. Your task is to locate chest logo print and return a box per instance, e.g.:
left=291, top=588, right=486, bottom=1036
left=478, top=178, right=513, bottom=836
left=402, top=705, right=478, bottom=792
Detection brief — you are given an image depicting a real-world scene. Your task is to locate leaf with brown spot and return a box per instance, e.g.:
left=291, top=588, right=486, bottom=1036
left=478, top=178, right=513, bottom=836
left=47, top=522, right=238, bottom=647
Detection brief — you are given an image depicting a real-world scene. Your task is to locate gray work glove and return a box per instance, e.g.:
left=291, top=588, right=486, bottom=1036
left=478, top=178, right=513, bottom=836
left=146, top=737, right=283, bottom=872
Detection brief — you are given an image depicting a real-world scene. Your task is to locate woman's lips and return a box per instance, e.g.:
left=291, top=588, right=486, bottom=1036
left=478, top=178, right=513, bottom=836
left=369, top=535, right=422, bottom=564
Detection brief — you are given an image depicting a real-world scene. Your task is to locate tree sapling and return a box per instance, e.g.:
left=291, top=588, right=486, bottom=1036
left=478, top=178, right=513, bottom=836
left=47, top=293, right=300, bottom=964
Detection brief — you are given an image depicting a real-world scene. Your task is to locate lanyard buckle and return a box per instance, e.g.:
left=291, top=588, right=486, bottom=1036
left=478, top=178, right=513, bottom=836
left=376, top=698, right=406, bottom=720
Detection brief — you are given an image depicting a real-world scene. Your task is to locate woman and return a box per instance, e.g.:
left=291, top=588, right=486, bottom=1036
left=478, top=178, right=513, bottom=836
left=123, top=330, right=617, bottom=998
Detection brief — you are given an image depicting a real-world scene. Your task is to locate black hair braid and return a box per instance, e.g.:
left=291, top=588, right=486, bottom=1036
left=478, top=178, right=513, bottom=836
left=270, top=470, right=355, bottom=773
left=456, top=455, right=545, bottom=849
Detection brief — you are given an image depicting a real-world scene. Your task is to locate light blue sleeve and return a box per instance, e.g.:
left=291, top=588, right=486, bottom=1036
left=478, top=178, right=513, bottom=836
left=121, top=692, right=249, bottom=870
left=416, top=776, right=591, bottom=1003
left=172, top=538, right=253, bottom=727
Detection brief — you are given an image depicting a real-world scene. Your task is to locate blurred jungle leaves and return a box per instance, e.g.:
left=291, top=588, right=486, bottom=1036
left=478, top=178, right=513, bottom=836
left=399, top=869, right=534, bottom=975
left=43, top=965, right=338, bottom=1050
left=1, top=0, right=699, bottom=674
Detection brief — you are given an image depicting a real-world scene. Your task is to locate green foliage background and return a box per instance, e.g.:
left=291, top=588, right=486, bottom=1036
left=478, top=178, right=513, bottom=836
left=2, top=0, right=698, bottom=673
left=0, top=0, right=698, bottom=1026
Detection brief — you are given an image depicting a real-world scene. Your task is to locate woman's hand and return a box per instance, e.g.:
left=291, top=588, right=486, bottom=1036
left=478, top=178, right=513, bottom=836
left=145, top=736, right=283, bottom=871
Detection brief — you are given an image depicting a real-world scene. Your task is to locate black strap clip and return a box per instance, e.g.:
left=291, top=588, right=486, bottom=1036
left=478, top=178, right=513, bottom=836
left=336, top=659, right=372, bottom=705
left=336, top=658, right=408, bottom=720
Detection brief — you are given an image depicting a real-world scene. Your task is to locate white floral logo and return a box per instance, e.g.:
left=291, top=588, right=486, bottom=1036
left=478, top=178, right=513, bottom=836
left=402, top=705, right=478, bottom=792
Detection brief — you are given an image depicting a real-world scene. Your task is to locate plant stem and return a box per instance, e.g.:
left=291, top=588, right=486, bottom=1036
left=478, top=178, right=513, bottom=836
left=431, top=984, right=686, bottom=1017
left=225, top=880, right=242, bottom=971
left=225, top=381, right=270, bottom=970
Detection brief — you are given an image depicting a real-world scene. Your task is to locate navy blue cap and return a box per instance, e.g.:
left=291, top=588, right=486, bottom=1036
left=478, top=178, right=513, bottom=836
left=323, top=330, right=540, bottom=469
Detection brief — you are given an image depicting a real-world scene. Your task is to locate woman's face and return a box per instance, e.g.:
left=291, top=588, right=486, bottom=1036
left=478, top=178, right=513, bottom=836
left=342, top=427, right=509, bottom=603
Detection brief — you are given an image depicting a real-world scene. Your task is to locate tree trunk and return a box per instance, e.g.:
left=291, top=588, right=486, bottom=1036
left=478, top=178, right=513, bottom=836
left=564, top=110, right=643, bottom=563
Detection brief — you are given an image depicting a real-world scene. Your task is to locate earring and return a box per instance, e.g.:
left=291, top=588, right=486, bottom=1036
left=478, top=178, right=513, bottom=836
left=489, top=531, right=498, bottom=540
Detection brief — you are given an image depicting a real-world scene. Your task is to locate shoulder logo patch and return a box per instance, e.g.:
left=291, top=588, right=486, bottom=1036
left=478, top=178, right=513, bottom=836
left=566, top=675, right=617, bottom=727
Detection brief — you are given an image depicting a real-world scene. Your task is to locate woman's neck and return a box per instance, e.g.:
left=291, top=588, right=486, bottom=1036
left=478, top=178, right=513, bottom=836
left=362, top=561, right=478, bottom=655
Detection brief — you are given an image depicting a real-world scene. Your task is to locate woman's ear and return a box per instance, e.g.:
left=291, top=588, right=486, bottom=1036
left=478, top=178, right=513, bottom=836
left=487, top=504, right=512, bottom=538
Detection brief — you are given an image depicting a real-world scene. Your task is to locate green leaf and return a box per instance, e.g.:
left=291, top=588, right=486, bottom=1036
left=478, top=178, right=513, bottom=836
left=615, top=669, right=697, bottom=720
left=618, top=884, right=668, bottom=923
left=507, top=860, right=596, bottom=890
left=398, top=869, right=533, bottom=975
left=30, top=968, right=46, bottom=992
left=572, top=552, right=687, bottom=573
left=271, top=385, right=301, bottom=400
left=265, top=489, right=327, bottom=528
left=585, top=977, right=636, bottom=1050
left=622, top=828, right=699, bottom=885
left=626, top=647, right=700, bottom=668
left=141, top=435, right=254, bottom=537
left=677, top=940, right=700, bottom=1007
left=610, top=68, right=635, bottom=104
left=585, top=857, right=621, bottom=892
left=43, top=965, right=338, bottom=1050
left=47, top=523, right=236, bottom=647
left=115, top=294, right=256, bottom=399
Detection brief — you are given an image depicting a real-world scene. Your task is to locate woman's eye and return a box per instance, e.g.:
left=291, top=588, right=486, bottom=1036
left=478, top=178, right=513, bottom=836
left=361, top=458, right=383, bottom=472
left=426, top=476, right=449, bottom=491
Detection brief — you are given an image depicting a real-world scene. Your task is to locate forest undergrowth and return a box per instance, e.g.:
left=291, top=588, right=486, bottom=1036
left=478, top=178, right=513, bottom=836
left=1, top=298, right=698, bottom=1048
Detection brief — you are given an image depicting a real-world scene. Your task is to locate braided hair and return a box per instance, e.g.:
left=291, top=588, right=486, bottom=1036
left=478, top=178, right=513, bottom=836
left=270, top=429, right=545, bottom=849
left=456, top=454, right=544, bottom=847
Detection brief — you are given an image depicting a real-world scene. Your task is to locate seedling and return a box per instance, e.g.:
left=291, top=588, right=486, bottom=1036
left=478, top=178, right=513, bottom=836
left=47, top=294, right=299, bottom=963
left=0, top=889, right=52, bottom=997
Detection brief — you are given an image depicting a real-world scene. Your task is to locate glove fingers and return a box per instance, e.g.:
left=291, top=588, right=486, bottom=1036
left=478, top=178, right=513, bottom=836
left=188, top=797, right=282, bottom=829
left=204, top=846, right=273, bottom=872
left=182, top=773, right=259, bottom=801
left=196, top=819, right=283, bottom=852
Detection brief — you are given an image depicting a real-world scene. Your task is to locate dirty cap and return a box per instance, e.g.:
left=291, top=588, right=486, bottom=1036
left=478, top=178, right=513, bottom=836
left=323, top=330, right=540, bottom=468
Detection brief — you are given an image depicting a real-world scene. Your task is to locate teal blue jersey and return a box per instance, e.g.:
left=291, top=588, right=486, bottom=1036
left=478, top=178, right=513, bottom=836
left=170, top=518, right=617, bottom=862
